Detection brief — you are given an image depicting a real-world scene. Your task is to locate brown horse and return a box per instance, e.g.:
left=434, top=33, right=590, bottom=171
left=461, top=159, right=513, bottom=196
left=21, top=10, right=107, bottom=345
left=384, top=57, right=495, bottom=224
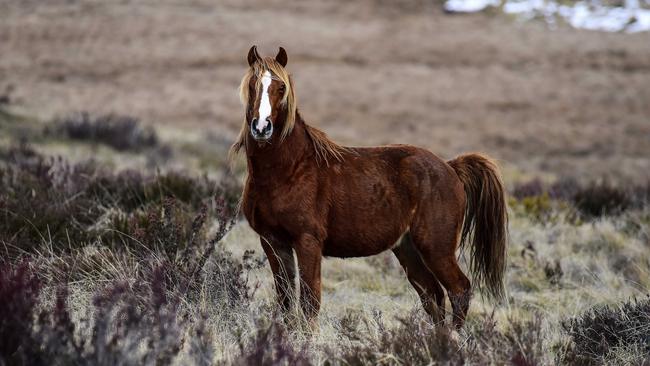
left=231, top=46, right=508, bottom=329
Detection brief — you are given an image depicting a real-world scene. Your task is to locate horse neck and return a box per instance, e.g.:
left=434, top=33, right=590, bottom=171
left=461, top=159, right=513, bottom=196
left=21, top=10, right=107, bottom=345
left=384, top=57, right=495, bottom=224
left=245, top=113, right=312, bottom=183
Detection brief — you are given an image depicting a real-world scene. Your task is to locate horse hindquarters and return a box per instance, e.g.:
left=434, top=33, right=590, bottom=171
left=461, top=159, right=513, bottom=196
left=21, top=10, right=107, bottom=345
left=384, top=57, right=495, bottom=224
left=408, top=153, right=508, bottom=328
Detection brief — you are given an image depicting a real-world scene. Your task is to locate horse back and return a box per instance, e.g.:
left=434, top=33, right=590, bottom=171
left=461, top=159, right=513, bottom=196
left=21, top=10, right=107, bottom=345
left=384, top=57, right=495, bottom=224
left=321, top=144, right=463, bottom=257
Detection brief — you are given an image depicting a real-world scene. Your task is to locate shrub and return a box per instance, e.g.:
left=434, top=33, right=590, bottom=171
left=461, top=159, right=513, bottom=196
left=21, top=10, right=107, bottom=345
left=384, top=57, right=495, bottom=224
left=0, top=145, right=101, bottom=253
left=45, top=112, right=158, bottom=151
left=0, top=134, right=307, bottom=365
left=0, top=144, right=240, bottom=256
left=519, top=194, right=554, bottom=223
left=104, top=195, right=260, bottom=309
left=512, top=178, right=545, bottom=200
left=0, top=258, right=264, bottom=365
left=548, top=177, right=581, bottom=201
left=329, top=310, right=546, bottom=365
left=229, top=321, right=311, bottom=366
left=511, top=177, right=643, bottom=219
left=631, top=181, right=650, bottom=208
left=544, top=260, right=564, bottom=286
left=16, top=267, right=213, bottom=365
left=511, top=179, right=571, bottom=223
left=105, top=198, right=208, bottom=261
left=202, top=246, right=265, bottom=316
left=86, top=168, right=233, bottom=212
left=574, top=181, right=631, bottom=218
left=0, top=262, right=44, bottom=365
left=79, top=270, right=195, bottom=366
left=562, top=296, right=650, bottom=365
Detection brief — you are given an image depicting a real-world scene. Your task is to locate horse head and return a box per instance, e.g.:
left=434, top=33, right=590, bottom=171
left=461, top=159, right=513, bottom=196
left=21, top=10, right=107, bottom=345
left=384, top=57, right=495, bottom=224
left=241, top=46, right=295, bottom=143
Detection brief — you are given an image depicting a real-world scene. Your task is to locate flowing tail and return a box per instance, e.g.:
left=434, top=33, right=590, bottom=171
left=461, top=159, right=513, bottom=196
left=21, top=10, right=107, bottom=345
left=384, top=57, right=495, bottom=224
left=448, top=154, right=508, bottom=301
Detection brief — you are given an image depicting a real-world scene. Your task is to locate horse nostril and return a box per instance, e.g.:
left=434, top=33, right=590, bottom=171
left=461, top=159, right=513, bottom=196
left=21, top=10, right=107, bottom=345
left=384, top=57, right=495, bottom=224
left=250, top=117, right=272, bottom=139
left=250, top=118, right=260, bottom=133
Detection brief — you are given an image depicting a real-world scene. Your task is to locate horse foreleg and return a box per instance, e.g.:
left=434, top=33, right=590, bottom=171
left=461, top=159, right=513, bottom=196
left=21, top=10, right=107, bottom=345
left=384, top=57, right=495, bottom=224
left=294, top=233, right=323, bottom=331
left=260, top=238, right=296, bottom=315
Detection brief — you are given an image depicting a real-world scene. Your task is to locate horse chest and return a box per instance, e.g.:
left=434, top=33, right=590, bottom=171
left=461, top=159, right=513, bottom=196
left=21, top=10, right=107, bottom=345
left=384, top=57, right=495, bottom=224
left=243, top=186, right=306, bottom=235
left=243, top=195, right=278, bottom=232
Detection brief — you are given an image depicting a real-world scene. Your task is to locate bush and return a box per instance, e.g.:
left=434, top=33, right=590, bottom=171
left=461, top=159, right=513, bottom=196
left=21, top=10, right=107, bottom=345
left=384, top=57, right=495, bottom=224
left=632, top=182, right=650, bottom=206
left=562, top=296, right=650, bottom=365
left=0, top=145, right=101, bottom=252
left=0, top=144, right=240, bottom=257
left=0, top=262, right=44, bottom=365
left=0, top=208, right=264, bottom=365
left=512, top=178, right=545, bottom=200
left=0, top=263, right=217, bottom=366
left=104, top=196, right=262, bottom=309
left=574, top=181, right=631, bottom=218
left=329, top=311, right=546, bottom=365
left=511, top=179, right=573, bottom=223
left=519, top=194, right=555, bottom=223
left=45, top=112, right=158, bottom=151
left=511, top=178, right=644, bottom=219
left=548, top=177, right=581, bottom=201
left=0, top=255, right=269, bottom=366
left=229, top=321, right=311, bottom=366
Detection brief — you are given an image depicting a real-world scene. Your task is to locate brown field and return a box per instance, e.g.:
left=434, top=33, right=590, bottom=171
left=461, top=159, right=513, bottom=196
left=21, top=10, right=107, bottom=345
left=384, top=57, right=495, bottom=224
left=2, top=0, right=649, bottom=183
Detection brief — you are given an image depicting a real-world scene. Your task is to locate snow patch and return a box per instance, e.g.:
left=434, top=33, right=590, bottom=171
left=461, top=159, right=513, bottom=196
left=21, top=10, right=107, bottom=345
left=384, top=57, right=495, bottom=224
left=444, top=0, right=500, bottom=13
left=445, top=0, right=650, bottom=33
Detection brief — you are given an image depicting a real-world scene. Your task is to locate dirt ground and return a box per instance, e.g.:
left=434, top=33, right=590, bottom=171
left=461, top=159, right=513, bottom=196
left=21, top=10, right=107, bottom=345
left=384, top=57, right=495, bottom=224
left=1, top=0, right=649, bottom=183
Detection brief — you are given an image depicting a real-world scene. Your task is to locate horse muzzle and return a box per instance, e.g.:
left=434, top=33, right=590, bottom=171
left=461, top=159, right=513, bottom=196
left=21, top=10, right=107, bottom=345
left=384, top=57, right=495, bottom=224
left=250, top=117, right=273, bottom=141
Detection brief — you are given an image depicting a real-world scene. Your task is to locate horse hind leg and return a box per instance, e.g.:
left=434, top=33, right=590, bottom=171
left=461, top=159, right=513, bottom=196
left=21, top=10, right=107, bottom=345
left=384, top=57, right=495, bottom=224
left=410, top=216, right=472, bottom=328
left=392, top=232, right=446, bottom=324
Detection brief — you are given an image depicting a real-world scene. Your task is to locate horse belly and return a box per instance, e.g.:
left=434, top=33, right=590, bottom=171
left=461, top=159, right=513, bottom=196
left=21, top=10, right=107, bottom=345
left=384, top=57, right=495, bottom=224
left=320, top=148, right=424, bottom=258
left=322, top=231, right=403, bottom=257
left=322, top=194, right=412, bottom=258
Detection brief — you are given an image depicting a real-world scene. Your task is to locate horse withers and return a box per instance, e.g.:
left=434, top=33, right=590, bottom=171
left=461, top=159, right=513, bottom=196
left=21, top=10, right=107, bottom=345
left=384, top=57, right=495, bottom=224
left=230, top=45, right=508, bottom=329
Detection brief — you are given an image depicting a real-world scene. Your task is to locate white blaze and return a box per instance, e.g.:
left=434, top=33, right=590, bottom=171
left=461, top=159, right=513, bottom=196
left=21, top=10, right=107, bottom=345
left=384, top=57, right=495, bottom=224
left=256, top=71, right=272, bottom=132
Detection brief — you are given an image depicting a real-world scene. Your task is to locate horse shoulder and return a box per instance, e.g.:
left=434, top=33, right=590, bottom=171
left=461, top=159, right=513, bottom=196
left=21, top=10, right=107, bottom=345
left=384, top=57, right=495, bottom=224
left=241, top=178, right=283, bottom=232
left=277, top=171, right=329, bottom=238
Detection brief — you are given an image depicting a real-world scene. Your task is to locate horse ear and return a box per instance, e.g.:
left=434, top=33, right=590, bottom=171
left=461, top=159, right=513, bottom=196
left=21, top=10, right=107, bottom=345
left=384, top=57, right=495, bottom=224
left=247, top=45, right=260, bottom=67
left=275, top=47, right=288, bottom=67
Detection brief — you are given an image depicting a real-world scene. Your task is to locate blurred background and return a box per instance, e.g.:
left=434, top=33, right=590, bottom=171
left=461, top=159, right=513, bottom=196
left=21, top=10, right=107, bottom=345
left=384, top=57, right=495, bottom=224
left=1, top=0, right=649, bottom=183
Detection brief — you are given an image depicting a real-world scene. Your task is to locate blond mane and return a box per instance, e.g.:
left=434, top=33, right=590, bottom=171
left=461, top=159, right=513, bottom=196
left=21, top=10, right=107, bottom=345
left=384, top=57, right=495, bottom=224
left=229, top=57, right=351, bottom=166
left=303, top=124, right=352, bottom=166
